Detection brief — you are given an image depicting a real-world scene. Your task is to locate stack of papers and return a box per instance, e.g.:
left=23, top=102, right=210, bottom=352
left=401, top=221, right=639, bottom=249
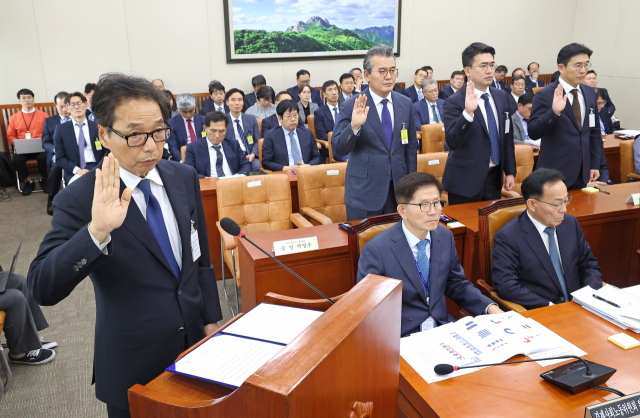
left=400, top=312, right=585, bottom=383
left=572, top=285, right=640, bottom=333
left=167, top=303, right=323, bottom=388
left=614, top=130, right=640, bottom=139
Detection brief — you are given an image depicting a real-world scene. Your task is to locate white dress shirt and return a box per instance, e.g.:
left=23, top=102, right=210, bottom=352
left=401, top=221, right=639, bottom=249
left=353, top=88, right=394, bottom=135
left=72, top=117, right=96, bottom=174
left=341, top=91, right=353, bottom=101
left=182, top=116, right=197, bottom=144
left=230, top=115, right=247, bottom=152
left=451, top=86, right=458, bottom=94
left=493, top=77, right=501, bottom=90
left=208, top=141, right=233, bottom=178
left=327, top=103, right=339, bottom=123
left=426, top=100, right=441, bottom=124
left=462, top=86, right=500, bottom=167
left=282, top=126, right=304, bottom=165
left=213, top=103, right=225, bottom=113
left=528, top=76, right=540, bottom=88
left=511, top=92, right=520, bottom=105
left=558, top=76, right=585, bottom=123
left=90, top=167, right=182, bottom=271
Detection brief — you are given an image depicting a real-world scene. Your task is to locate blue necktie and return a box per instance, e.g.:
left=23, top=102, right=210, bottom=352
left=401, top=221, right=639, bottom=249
left=138, top=179, right=180, bottom=281
left=416, top=239, right=431, bottom=299
left=234, top=119, right=250, bottom=153
left=77, top=122, right=86, bottom=169
left=544, top=227, right=569, bottom=301
left=417, top=89, right=424, bottom=101
left=380, top=98, right=393, bottom=151
left=481, top=93, right=500, bottom=165
left=288, top=131, right=303, bottom=165
left=333, top=106, right=339, bottom=124
left=212, top=145, right=225, bottom=177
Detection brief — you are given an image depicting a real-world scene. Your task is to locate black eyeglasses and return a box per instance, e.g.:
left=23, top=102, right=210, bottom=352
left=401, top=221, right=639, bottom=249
left=534, top=195, right=572, bottom=209
left=402, top=200, right=446, bottom=212
left=107, top=124, right=173, bottom=147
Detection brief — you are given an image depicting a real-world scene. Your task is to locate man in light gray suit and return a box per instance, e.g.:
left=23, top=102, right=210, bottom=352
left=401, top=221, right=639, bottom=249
left=333, top=45, right=418, bottom=221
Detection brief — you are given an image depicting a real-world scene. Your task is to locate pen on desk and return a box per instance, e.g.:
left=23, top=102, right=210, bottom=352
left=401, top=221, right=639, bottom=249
left=593, top=294, right=621, bottom=308
left=291, top=170, right=296, bottom=175
left=595, top=187, right=610, bottom=194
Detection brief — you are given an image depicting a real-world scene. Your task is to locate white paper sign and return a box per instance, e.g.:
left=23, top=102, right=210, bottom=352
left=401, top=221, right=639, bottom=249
left=327, top=170, right=339, bottom=176
left=428, top=159, right=440, bottom=165
left=626, top=193, right=640, bottom=206
left=247, top=180, right=262, bottom=188
left=272, top=236, right=319, bottom=256
left=442, top=127, right=445, bottom=131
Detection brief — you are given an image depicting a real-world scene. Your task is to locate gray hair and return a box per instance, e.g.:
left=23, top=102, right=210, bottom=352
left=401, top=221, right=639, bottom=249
left=421, top=79, right=438, bottom=92
left=363, top=45, right=395, bottom=73
left=176, top=93, right=196, bottom=110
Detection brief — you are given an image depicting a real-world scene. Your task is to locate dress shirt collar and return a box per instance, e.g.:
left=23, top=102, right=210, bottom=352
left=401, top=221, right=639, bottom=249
left=60, top=114, right=70, bottom=123
left=73, top=116, right=87, bottom=126
left=512, top=92, right=520, bottom=103
left=526, top=210, right=554, bottom=235
left=208, top=140, right=222, bottom=149
left=22, top=108, right=36, bottom=114
left=182, top=115, right=193, bottom=124
left=327, top=102, right=339, bottom=111
left=451, top=85, right=458, bottom=93
left=401, top=220, right=431, bottom=251
left=342, top=91, right=351, bottom=100
left=282, top=125, right=296, bottom=135
left=558, top=76, right=582, bottom=95
left=517, top=110, right=527, bottom=125
left=368, top=88, right=392, bottom=106
left=214, top=102, right=225, bottom=111
left=475, top=85, right=491, bottom=98
left=426, top=98, right=437, bottom=106
left=120, top=166, right=163, bottom=190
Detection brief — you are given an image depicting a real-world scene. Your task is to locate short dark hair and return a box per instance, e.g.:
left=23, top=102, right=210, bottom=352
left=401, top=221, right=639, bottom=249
left=594, top=88, right=606, bottom=101
left=209, top=81, right=225, bottom=94
left=251, top=75, right=266, bottom=87
left=350, top=67, right=362, bottom=74
left=495, top=65, right=508, bottom=74
left=276, top=100, right=298, bottom=118
left=518, top=92, right=534, bottom=106
left=204, top=111, right=229, bottom=128
left=298, top=84, right=312, bottom=95
left=296, top=69, right=310, bottom=79
left=551, top=71, right=561, bottom=83
left=323, top=80, right=338, bottom=91
left=275, top=90, right=292, bottom=102
left=527, top=62, right=539, bottom=71
left=339, top=73, right=354, bottom=84
left=92, top=73, right=170, bottom=128
left=225, top=88, right=245, bottom=101
left=17, top=88, right=34, bottom=99
left=521, top=168, right=565, bottom=201
left=557, top=43, right=593, bottom=66
left=84, top=83, right=97, bottom=94
left=450, top=70, right=464, bottom=79
left=415, top=67, right=429, bottom=75
left=512, top=67, right=524, bottom=76
left=395, top=172, right=444, bottom=203
left=65, top=92, right=87, bottom=105
left=257, top=85, right=274, bottom=101
left=424, top=66, right=433, bottom=72
left=587, top=70, right=597, bottom=76
left=163, top=90, right=176, bottom=111
left=54, top=91, right=69, bottom=103
left=511, top=75, right=525, bottom=85
left=461, top=42, right=496, bottom=68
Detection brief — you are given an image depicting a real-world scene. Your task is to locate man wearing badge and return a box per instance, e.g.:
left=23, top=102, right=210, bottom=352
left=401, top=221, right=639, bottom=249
left=28, top=73, right=222, bottom=418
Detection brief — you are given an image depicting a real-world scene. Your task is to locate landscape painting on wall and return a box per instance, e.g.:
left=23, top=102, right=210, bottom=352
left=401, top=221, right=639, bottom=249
left=223, top=0, right=401, bottom=62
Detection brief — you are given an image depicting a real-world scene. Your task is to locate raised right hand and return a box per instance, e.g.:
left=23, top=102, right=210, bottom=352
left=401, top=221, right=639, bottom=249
left=88, top=154, right=132, bottom=244
left=464, top=81, right=478, bottom=117
left=551, top=83, right=568, bottom=115
left=350, top=94, right=370, bottom=131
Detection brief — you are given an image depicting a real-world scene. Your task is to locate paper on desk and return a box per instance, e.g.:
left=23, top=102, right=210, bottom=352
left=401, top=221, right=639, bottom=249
left=173, top=334, right=283, bottom=388
left=223, top=303, right=323, bottom=345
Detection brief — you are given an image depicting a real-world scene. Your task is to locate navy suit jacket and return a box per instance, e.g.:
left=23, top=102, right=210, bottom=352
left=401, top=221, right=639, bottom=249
left=413, top=99, right=444, bottom=130
left=262, top=126, right=321, bottom=171
left=442, top=85, right=516, bottom=197
left=287, top=85, right=323, bottom=106
left=338, top=91, right=359, bottom=105
left=184, top=138, right=252, bottom=178
left=357, top=222, right=493, bottom=337
left=167, top=113, right=206, bottom=162
left=199, top=99, right=229, bottom=116
left=53, top=120, right=106, bottom=184
left=42, top=115, right=65, bottom=169
left=599, top=87, right=616, bottom=115
left=332, top=90, right=417, bottom=214
left=402, top=85, right=421, bottom=103
left=28, top=159, right=221, bottom=410
left=525, top=76, right=545, bottom=91
left=599, top=106, right=614, bottom=135
left=439, top=83, right=457, bottom=100
left=507, top=94, right=519, bottom=116
left=315, top=104, right=348, bottom=162
left=224, top=113, right=260, bottom=156
left=491, top=212, right=602, bottom=310
left=492, top=79, right=505, bottom=90
left=261, top=114, right=279, bottom=138
left=528, top=80, right=604, bottom=187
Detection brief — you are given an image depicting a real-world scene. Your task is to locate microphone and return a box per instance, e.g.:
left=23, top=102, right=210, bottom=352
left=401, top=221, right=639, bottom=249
left=219, top=217, right=335, bottom=305
left=435, top=355, right=592, bottom=376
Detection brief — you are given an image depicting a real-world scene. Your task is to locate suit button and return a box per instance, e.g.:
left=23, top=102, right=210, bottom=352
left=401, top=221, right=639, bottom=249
left=177, top=327, right=184, bottom=333
left=81, top=258, right=87, bottom=265
left=73, top=265, right=79, bottom=272
left=560, top=297, right=565, bottom=302
left=77, top=262, right=83, bottom=268
left=178, top=290, right=182, bottom=295
left=387, top=172, right=390, bottom=176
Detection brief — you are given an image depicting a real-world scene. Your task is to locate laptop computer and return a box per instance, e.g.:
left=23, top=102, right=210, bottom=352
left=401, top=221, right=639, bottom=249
left=14, top=138, right=44, bottom=154
left=0, top=239, right=22, bottom=294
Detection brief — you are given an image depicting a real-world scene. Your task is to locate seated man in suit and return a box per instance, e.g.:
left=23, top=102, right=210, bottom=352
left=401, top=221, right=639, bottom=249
left=184, top=111, right=251, bottom=178
left=262, top=100, right=321, bottom=171
left=243, top=74, right=266, bottom=112
left=493, top=65, right=507, bottom=90
left=351, top=67, right=367, bottom=93
left=508, top=75, right=526, bottom=115
left=85, top=83, right=96, bottom=122
left=414, top=80, right=444, bottom=148
left=526, top=62, right=545, bottom=90
left=261, top=91, right=304, bottom=136
left=492, top=168, right=602, bottom=309
left=199, top=81, right=229, bottom=116
left=338, top=73, right=359, bottom=106
left=357, top=172, right=502, bottom=337
left=403, top=67, right=429, bottom=103
left=595, top=88, right=614, bottom=136
left=54, top=92, right=106, bottom=185
left=167, top=93, right=205, bottom=162
left=512, top=93, right=540, bottom=146
left=42, top=91, right=71, bottom=215
left=585, top=70, right=618, bottom=129
left=225, top=88, right=260, bottom=171
left=287, top=70, right=323, bottom=105
left=315, top=80, right=346, bottom=162
left=439, top=71, right=465, bottom=100
left=505, top=68, right=526, bottom=94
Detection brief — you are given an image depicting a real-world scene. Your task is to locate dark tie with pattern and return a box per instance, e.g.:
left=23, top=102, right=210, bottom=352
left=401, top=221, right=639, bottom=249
left=77, top=122, right=86, bottom=169
left=571, top=89, right=582, bottom=131
left=380, top=98, right=393, bottom=150
left=187, top=119, right=196, bottom=144
left=480, top=93, right=500, bottom=165
left=235, top=119, right=250, bottom=153
left=431, top=104, right=440, bottom=123
left=212, top=145, right=225, bottom=177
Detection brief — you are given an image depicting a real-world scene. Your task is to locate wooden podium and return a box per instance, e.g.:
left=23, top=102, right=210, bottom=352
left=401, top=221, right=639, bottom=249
left=128, top=275, right=402, bottom=417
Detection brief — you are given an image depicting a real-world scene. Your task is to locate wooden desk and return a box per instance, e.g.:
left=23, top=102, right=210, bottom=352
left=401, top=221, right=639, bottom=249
left=442, top=182, right=640, bottom=289
left=237, top=223, right=352, bottom=311
left=398, top=303, right=640, bottom=418
left=200, top=171, right=299, bottom=279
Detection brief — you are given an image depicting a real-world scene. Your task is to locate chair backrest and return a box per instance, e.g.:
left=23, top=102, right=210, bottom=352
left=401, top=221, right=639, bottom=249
left=508, top=144, right=535, bottom=196
left=216, top=174, right=293, bottom=235
left=396, top=82, right=406, bottom=90
left=307, top=114, right=317, bottom=139
left=296, top=163, right=347, bottom=224
left=417, top=152, right=448, bottom=203
left=327, top=131, right=336, bottom=163
left=257, top=118, right=263, bottom=138
left=258, top=138, right=265, bottom=170
left=620, top=139, right=635, bottom=181
left=314, top=87, right=325, bottom=103
left=421, top=123, right=445, bottom=153
left=347, top=213, right=402, bottom=281
left=478, top=198, right=526, bottom=286
left=532, top=87, right=543, bottom=94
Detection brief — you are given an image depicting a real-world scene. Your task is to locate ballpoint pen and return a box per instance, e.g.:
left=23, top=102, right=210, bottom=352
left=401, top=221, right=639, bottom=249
left=593, top=294, right=621, bottom=308
left=594, top=187, right=610, bottom=194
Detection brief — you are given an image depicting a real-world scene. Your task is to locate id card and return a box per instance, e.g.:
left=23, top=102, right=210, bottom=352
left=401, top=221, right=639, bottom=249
left=505, top=119, right=510, bottom=134
left=95, top=141, right=102, bottom=150
left=589, top=109, right=596, bottom=128
left=25, top=132, right=31, bottom=139
left=401, top=129, right=408, bottom=144
left=247, top=135, right=254, bottom=144
left=190, top=221, right=201, bottom=262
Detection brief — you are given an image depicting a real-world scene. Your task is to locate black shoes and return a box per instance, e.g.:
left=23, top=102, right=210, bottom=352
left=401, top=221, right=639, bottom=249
left=9, top=349, right=56, bottom=365
left=47, top=196, right=54, bottom=215
left=22, top=180, right=35, bottom=196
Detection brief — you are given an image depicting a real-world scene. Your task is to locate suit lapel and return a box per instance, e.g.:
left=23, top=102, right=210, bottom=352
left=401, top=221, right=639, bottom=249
left=555, top=221, right=575, bottom=289
left=297, top=127, right=309, bottom=162
left=221, top=140, right=236, bottom=173
left=520, top=213, right=564, bottom=294
left=421, top=100, right=431, bottom=124
left=276, top=128, right=288, bottom=164
left=364, top=90, right=389, bottom=151
left=64, top=122, right=81, bottom=165
left=199, top=140, right=212, bottom=177
left=492, top=88, right=506, bottom=141
left=428, top=228, right=442, bottom=305
left=390, top=223, right=429, bottom=305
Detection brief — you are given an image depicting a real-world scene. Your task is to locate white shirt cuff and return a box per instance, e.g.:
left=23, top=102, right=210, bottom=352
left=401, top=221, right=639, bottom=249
left=485, top=303, right=498, bottom=314
left=88, top=225, right=111, bottom=255
left=73, top=166, right=80, bottom=174
left=353, top=127, right=361, bottom=135
left=462, top=110, right=474, bottom=122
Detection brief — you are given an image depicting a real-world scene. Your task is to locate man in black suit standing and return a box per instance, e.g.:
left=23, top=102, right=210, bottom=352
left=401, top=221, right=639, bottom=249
left=442, top=42, right=516, bottom=205
left=42, top=91, right=70, bottom=215
left=199, top=81, right=229, bottom=115
left=29, top=73, right=222, bottom=418
left=439, top=71, right=465, bottom=100
left=402, top=67, right=429, bottom=103
left=529, top=43, right=603, bottom=190
left=243, top=75, right=266, bottom=112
